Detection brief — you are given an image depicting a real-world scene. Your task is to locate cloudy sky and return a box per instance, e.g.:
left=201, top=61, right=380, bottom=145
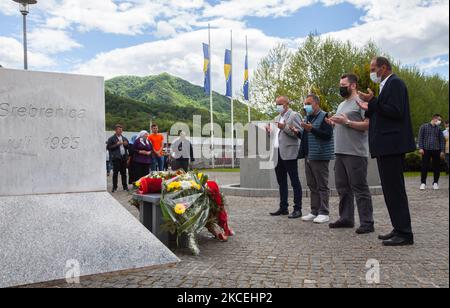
left=0, top=0, right=448, bottom=95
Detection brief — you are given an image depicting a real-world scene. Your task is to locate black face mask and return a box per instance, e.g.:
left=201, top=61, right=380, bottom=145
left=339, top=86, right=351, bottom=98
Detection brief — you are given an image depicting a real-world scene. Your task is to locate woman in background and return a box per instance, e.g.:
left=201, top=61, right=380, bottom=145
left=131, top=131, right=153, bottom=182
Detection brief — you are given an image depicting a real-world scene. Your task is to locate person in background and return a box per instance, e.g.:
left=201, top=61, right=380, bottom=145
left=127, top=134, right=139, bottom=185
left=266, top=96, right=303, bottom=219
left=444, top=120, right=449, bottom=175
left=107, top=124, right=130, bottom=193
left=358, top=56, right=416, bottom=246
left=106, top=142, right=112, bottom=177
left=132, top=131, right=153, bottom=181
left=291, top=94, right=334, bottom=224
left=171, top=130, right=195, bottom=172
left=163, top=144, right=171, bottom=171
left=329, top=73, right=375, bottom=234
left=148, top=124, right=165, bottom=171
left=418, top=114, right=445, bottom=190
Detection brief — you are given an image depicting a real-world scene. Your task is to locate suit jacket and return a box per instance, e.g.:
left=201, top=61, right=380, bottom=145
left=107, top=134, right=130, bottom=160
left=272, top=109, right=302, bottom=162
left=365, top=74, right=416, bottom=158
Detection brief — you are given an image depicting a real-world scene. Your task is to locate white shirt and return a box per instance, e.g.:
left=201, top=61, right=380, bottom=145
left=117, top=135, right=126, bottom=156
left=273, top=116, right=286, bottom=148
left=380, top=73, right=394, bottom=94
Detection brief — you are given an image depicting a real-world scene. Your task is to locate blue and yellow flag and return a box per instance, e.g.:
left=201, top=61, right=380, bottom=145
left=243, top=54, right=249, bottom=101
left=224, top=49, right=232, bottom=97
left=203, top=43, right=211, bottom=95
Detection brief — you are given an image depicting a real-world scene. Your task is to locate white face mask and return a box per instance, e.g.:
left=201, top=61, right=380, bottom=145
left=435, top=120, right=442, bottom=126
left=370, top=72, right=382, bottom=84
left=276, top=105, right=285, bottom=114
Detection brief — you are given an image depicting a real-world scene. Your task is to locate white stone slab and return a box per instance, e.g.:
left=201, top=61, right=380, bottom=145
left=0, top=69, right=106, bottom=196
left=0, top=192, right=180, bottom=288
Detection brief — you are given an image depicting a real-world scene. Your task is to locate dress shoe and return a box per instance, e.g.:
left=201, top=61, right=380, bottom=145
left=288, top=210, right=303, bottom=219
left=378, top=231, right=396, bottom=240
left=356, top=225, right=375, bottom=234
left=382, top=236, right=414, bottom=247
left=329, top=220, right=354, bottom=229
left=270, top=209, right=289, bottom=216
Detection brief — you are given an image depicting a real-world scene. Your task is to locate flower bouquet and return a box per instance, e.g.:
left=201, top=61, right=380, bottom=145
left=160, top=172, right=234, bottom=255
left=135, top=170, right=185, bottom=194
left=160, top=172, right=210, bottom=255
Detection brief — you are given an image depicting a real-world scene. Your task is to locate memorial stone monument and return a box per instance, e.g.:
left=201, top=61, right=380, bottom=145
left=0, top=69, right=179, bottom=288
left=222, top=122, right=382, bottom=197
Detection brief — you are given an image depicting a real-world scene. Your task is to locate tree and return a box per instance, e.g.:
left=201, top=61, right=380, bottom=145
left=250, top=44, right=292, bottom=114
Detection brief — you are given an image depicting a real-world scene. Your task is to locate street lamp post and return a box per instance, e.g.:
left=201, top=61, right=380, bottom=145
left=13, top=0, right=37, bottom=70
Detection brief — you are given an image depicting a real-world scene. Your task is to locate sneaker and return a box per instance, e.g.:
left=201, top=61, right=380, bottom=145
left=433, top=183, right=440, bottom=190
left=301, top=214, right=317, bottom=222
left=420, top=184, right=426, bottom=191
left=313, top=215, right=330, bottom=224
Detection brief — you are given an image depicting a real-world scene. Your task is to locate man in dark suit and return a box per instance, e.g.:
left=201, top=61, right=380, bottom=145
left=358, top=57, right=416, bottom=246
left=107, top=124, right=130, bottom=193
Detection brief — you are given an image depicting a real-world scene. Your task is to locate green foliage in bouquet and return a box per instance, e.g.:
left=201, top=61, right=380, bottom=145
left=160, top=172, right=210, bottom=255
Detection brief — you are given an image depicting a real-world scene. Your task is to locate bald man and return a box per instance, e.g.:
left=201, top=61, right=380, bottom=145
left=267, top=96, right=304, bottom=219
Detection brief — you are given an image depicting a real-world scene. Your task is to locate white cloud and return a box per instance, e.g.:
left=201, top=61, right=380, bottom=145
left=74, top=27, right=286, bottom=95
left=154, top=21, right=177, bottom=38
left=0, top=36, right=55, bottom=69
left=321, top=0, right=450, bottom=65
left=28, top=29, right=82, bottom=54
left=416, top=57, right=450, bottom=71
left=1, top=0, right=448, bottom=82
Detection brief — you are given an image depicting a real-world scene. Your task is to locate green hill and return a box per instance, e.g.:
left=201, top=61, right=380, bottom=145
left=105, top=73, right=267, bottom=132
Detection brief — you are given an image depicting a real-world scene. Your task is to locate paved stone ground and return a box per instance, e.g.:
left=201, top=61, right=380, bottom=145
left=35, top=172, right=449, bottom=288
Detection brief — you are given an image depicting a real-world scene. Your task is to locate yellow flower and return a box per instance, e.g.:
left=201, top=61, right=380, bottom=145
left=174, top=203, right=186, bottom=215
left=190, top=181, right=202, bottom=191
left=198, top=173, right=204, bottom=180
left=135, top=181, right=141, bottom=188
left=167, top=181, right=182, bottom=192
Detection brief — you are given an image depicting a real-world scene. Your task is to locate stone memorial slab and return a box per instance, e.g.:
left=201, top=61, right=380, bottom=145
left=0, top=192, right=179, bottom=288
left=0, top=69, right=105, bottom=196
left=0, top=69, right=179, bottom=288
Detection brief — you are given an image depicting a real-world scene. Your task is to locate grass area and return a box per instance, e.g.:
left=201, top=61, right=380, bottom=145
left=404, top=172, right=448, bottom=178
left=199, top=168, right=240, bottom=173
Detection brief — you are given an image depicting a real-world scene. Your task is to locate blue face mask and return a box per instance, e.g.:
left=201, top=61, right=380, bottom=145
left=276, top=105, right=285, bottom=114
left=304, top=105, right=314, bottom=116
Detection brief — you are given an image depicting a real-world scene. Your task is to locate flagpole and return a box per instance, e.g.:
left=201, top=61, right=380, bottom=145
left=209, top=24, right=215, bottom=169
left=246, top=35, right=251, bottom=123
left=230, top=29, right=234, bottom=169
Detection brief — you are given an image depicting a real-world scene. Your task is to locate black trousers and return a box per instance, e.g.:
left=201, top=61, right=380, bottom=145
left=275, top=154, right=302, bottom=212
left=134, top=162, right=151, bottom=182
left=377, top=155, right=413, bottom=238
left=173, top=159, right=190, bottom=172
left=421, top=150, right=441, bottom=184
left=112, top=157, right=128, bottom=190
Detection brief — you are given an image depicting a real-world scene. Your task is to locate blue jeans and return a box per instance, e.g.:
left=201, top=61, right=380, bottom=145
left=152, top=156, right=164, bottom=171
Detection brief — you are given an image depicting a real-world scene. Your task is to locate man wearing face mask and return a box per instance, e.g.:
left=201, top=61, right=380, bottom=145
left=328, top=73, right=375, bottom=234
left=358, top=57, right=416, bottom=247
left=266, top=96, right=303, bottom=219
left=418, top=114, right=446, bottom=190
left=290, top=94, right=334, bottom=224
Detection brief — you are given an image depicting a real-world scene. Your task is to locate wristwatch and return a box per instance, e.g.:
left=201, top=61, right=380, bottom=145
left=345, top=120, right=352, bottom=127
